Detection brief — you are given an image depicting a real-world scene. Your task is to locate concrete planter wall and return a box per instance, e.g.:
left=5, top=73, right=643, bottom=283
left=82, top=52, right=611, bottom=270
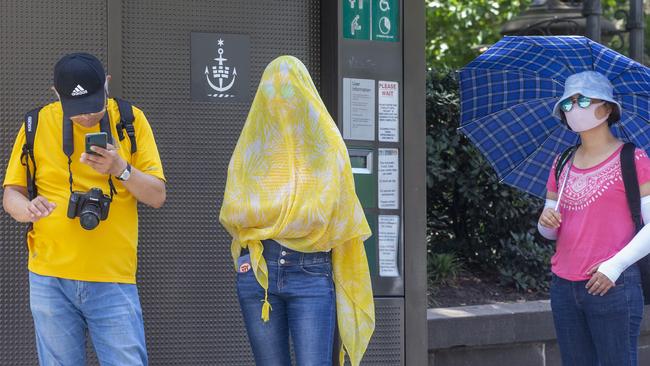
left=428, top=301, right=650, bottom=366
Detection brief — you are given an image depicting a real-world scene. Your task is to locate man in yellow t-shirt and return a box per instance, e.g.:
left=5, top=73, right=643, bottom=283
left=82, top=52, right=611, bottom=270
left=2, top=53, right=165, bottom=365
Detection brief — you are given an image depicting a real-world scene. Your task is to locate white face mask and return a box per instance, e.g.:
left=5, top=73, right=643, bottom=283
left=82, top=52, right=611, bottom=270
left=565, top=102, right=608, bottom=132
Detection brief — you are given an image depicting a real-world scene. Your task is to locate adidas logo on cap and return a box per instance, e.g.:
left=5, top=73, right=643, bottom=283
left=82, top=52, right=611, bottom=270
left=71, top=85, right=88, bottom=96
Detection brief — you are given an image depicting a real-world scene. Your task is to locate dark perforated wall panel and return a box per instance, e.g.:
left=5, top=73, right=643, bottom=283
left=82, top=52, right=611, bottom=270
left=0, top=1, right=108, bottom=365
left=2, top=2, right=404, bottom=365
left=120, top=0, right=320, bottom=364
left=362, top=298, right=404, bottom=365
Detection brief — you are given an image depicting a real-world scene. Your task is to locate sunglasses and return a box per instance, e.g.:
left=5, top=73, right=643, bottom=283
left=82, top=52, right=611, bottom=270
left=560, top=95, right=594, bottom=112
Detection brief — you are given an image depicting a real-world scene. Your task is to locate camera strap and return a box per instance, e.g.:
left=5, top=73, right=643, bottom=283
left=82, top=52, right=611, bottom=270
left=63, top=111, right=117, bottom=200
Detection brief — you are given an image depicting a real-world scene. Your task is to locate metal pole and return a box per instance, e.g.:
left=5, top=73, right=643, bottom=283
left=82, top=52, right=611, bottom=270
left=629, top=0, right=645, bottom=63
left=583, top=0, right=602, bottom=42
left=404, top=0, right=428, bottom=363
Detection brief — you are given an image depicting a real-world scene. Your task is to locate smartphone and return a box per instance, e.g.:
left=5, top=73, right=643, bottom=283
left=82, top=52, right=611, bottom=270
left=85, top=132, right=108, bottom=155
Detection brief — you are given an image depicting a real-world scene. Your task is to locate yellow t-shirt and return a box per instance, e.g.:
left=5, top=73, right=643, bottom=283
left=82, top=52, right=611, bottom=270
left=3, top=99, right=165, bottom=284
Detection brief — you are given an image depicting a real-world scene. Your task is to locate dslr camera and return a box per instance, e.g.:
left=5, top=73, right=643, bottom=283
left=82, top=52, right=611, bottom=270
left=67, top=188, right=111, bottom=230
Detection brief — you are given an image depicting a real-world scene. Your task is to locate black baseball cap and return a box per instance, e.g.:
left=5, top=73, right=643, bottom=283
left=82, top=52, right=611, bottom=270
left=54, top=53, right=106, bottom=117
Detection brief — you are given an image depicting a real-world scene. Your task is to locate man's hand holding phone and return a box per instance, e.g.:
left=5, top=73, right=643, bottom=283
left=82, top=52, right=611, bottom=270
left=81, top=132, right=126, bottom=176
left=85, top=132, right=107, bottom=156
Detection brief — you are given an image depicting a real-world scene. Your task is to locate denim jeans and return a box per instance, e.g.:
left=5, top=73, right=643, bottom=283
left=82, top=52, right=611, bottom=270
left=550, top=265, right=644, bottom=366
left=237, top=240, right=336, bottom=366
left=29, top=272, right=148, bottom=366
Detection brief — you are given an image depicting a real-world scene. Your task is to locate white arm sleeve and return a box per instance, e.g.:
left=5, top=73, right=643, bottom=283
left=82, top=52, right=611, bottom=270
left=598, top=196, right=650, bottom=283
left=538, top=199, right=558, bottom=240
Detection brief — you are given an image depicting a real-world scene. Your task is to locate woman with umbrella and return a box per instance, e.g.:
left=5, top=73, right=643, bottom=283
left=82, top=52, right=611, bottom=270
left=538, top=70, right=650, bottom=365
left=460, top=35, right=650, bottom=365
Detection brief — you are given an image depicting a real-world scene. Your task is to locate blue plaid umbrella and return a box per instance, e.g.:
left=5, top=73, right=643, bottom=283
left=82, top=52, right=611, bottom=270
left=458, top=36, right=650, bottom=198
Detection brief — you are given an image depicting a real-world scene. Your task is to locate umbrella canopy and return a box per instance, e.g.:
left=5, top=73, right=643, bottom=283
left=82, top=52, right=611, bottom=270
left=458, top=36, right=650, bottom=198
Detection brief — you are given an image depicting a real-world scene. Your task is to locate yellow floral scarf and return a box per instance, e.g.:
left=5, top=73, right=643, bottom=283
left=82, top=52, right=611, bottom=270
left=219, top=55, right=374, bottom=365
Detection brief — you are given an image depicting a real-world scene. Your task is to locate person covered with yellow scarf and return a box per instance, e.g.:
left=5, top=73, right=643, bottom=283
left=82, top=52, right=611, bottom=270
left=219, top=55, right=375, bottom=365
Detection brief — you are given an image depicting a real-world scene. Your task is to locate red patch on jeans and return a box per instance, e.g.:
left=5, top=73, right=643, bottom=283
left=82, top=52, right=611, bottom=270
left=239, top=263, right=251, bottom=273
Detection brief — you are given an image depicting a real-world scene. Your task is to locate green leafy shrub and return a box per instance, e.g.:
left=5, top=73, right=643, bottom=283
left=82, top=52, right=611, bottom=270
left=428, top=253, right=463, bottom=286
left=426, top=69, right=554, bottom=293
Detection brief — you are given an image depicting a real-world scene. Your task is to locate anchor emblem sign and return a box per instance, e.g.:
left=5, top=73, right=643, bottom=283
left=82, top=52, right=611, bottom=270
left=191, top=33, right=250, bottom=103
left=205, top=39, right=237, bottom=98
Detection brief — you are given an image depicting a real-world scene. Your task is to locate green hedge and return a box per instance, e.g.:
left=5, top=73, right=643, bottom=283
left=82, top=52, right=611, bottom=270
left=426, top=69, right=554, bottom=292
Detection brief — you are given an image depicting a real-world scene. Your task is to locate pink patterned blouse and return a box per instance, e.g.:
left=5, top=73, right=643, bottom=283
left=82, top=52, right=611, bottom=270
left=546, top=145, right=650, bottom=281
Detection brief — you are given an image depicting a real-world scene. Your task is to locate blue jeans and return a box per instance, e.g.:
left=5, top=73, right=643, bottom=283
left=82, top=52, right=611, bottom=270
left=237, top=240, right=336, bottom=366
left=550, top=265, right=644, bottom=366
left=29, top=272, right=148, bottom=366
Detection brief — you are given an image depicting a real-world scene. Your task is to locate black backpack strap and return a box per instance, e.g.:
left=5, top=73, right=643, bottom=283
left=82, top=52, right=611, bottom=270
left=114, top=97, right=137, bottom=154
left=621, top=143, right=643, bottom=233
left=555, top=145, right=579, bottom=188
left=20, top=107, right=41, bottom=200
left=620, top=143, right=650, bottom=304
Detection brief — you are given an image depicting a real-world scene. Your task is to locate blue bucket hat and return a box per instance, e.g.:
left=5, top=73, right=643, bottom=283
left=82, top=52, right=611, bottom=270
left=552, top=71, right=622, bottom=122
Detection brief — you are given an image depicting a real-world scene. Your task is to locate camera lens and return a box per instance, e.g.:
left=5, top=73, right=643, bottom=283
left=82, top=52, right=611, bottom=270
left=70, top=188, right=109, bottom=230
left=79, top=200, right=101, bottom=230
left=79, top=211, right=100, bottom=230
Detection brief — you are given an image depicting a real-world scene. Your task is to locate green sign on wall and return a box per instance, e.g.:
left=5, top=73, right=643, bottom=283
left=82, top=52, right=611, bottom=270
left=343, top=0, right=371, bottom=40
left=372, top=0, right=399, bottom=42
left=343, top=0, right=399, bottom=42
